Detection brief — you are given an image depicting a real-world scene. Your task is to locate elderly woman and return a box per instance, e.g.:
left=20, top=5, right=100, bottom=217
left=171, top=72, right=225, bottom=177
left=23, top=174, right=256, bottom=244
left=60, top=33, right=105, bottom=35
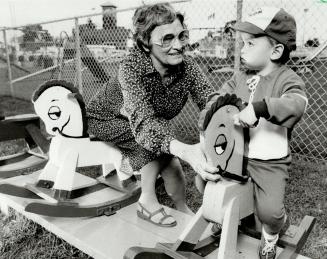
left=87, top=3, right=219, bottom=227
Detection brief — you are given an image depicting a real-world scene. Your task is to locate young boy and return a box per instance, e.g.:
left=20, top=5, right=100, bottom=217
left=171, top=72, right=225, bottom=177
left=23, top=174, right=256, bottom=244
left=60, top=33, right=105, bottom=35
left=208, top=7, right=308, bottom=259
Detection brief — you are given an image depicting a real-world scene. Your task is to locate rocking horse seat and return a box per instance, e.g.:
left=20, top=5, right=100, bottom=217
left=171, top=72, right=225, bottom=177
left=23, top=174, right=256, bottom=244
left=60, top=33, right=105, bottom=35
left=0, top=114, right=49, bottom=179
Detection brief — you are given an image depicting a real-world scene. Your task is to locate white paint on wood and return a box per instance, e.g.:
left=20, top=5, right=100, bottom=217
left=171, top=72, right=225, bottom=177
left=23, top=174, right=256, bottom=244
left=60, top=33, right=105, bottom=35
left=217, top=197, right=239, bottom=259
left=203, top=180, right=254, bottom=223
left=0, top=173, right=311, bottom=259
left=173, top=206, right=208, bottom=246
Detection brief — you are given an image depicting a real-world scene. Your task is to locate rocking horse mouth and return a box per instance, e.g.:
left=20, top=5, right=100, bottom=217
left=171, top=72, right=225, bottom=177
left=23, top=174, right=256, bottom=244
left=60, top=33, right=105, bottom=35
left=52, top=115, right=70, bottom=133
left=52, top=127, right=89, bottom=139
left=217, top=139, right=235, bottom=172
left=215, top=140, right=248, bottom=183
left=51, top=116, right=87, bottom=138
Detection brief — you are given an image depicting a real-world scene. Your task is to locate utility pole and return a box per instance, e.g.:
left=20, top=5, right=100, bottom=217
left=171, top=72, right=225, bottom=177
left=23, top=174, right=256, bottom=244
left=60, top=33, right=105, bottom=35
left=234, top=0, right=243, bottom=71
left=302, top=8, right=309, bottom=46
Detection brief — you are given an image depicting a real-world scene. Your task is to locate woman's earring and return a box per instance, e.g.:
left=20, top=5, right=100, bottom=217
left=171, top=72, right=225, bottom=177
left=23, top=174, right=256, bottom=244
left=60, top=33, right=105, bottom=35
left=137, top=39, right=150, bottom=53
left=142, top=45, right=150, bottom=53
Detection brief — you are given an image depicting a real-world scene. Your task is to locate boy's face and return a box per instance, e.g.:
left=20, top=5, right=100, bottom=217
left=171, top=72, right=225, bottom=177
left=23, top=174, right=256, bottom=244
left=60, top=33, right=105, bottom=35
left=240, top=32, right=274, bottom=70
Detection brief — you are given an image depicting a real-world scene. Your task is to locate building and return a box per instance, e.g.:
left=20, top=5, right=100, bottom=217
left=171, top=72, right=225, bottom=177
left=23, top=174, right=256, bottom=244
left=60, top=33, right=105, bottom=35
left=197, top=30, right=229, bottom=58
left=79, top=1, right=132, bottom=50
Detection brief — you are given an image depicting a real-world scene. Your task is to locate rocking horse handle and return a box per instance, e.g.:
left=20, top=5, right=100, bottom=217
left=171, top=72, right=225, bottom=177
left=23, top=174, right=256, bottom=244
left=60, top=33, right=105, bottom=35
left=0, top=111, right=4, bottom=121
left=218, top=168, right=249, bottom=183
left=216, top=164, right=249, bottom=183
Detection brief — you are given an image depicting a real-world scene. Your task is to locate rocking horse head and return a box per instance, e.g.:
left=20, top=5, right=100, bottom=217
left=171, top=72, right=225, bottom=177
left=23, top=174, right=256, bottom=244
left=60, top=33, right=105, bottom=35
left=198, top=93, right=246, bottom=180
left=32, top=80, right=88, bottom=138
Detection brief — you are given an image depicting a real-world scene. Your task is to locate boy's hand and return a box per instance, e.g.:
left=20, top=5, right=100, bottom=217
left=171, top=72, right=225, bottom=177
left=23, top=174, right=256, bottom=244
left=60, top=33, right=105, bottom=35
left=233, top=103, right=258, bottom=128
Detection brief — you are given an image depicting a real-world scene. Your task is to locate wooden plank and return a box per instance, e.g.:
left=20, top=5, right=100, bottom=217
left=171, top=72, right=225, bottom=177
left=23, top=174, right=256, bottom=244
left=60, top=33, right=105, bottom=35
left=0, top=173, right=39, bottom=214
left=0, top=114, right=40, bottom=142
left=0, top=191, right=191, bottom=258
left=0, top=155, right=46, bottom=179
left=0, top=114, right=48, bottom=179
left=0, top=152, right=31, bottom=166
left=25, top=124, right=50, bottom=154
left=25, top=173, right=100, bottom=202
left=0, top=172, right=311, bottom=259
left=0, top=155, right=45, bottom=170
left=4, top=114, right=39, bottom=122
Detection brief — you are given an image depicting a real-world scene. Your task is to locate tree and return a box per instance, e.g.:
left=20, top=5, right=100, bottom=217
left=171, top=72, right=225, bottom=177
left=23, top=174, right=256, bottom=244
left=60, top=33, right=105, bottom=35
left=20, top=24, right=53, bottom=51
left=222, top=20, right=236, bottom=57
left=87, top=18, right=96, bottom=31
left=305, top=38, right=320, bottom=47
left=103, top=15, right=117, bottom=30
left=21, top=24, right=42, bottom=44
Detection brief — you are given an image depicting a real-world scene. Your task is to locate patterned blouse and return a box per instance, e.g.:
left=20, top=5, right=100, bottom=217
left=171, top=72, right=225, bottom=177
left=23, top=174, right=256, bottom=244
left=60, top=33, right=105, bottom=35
left=118, top=47, right=214, bottom=156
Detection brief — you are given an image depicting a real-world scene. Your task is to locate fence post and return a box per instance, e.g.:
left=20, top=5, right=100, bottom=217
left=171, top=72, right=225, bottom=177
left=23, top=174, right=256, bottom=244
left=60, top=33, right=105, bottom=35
left=3, top=29, right=14, bottom=97
left=74, top=17, right=83, bottom=95
left=234, top=0, right=243, bottom=71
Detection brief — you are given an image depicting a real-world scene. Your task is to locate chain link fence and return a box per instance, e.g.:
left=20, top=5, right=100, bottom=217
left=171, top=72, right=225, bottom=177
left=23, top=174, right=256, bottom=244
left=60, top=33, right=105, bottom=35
left=0, top=0, right=326, bottom=162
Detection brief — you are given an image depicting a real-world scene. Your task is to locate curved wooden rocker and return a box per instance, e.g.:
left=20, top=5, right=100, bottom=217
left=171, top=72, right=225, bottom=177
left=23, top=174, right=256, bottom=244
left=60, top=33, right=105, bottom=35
left=0, top=113, right=49, bottom=179
left=0, top=80, right=140, bottom=217
left=124, top=94, right=316, bottom=259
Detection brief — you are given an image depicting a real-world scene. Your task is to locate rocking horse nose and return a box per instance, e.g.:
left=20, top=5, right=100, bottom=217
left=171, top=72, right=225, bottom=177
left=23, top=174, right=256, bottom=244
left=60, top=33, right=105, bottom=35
left=52, top=127, right=59, bottom=132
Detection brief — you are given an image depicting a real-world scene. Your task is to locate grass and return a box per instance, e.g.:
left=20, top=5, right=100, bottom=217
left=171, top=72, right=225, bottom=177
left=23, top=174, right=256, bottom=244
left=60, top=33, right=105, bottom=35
left=0, top=96, right=326, bottom=259
left=0, top=210, right=90, bottom=259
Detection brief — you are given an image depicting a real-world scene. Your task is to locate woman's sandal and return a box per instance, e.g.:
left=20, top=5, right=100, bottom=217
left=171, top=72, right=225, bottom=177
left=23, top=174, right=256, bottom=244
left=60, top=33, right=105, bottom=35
left=137, top=202, right=177, bottom=227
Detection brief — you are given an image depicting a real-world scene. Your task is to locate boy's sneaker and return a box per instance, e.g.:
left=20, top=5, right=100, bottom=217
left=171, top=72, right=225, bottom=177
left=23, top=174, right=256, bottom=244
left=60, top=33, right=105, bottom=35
left=258, top=235, right=277, bottom=259
left=211, top=223, right=222, bottom=237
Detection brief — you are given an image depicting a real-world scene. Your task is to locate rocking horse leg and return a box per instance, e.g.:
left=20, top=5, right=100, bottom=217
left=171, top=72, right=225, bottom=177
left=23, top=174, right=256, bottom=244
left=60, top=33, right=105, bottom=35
left=38, top=162, right=59, bottom=183
left=155, top=207, right=209, bottom=258
left=97, top=144, right=137, bottom=191
left=218, top=197, right=240, bottom=259
left=102, top=163, right=116, bottom=177
left=102, top=144, right=133, bottom=181
left=53, top=150, right=79, bottom=199
left=171, top=206, right=209, bottom=251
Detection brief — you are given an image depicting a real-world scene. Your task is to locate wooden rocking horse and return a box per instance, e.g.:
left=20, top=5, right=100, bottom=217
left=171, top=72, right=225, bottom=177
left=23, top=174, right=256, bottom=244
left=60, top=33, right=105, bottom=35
left=0, top=80, right=140, bottom=217
left=124, top=94, right=316, bottom=259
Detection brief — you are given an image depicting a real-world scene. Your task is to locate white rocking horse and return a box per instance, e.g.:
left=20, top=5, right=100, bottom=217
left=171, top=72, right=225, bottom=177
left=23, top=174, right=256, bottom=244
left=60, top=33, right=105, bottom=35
left=31, top=79, right=135, bottom=199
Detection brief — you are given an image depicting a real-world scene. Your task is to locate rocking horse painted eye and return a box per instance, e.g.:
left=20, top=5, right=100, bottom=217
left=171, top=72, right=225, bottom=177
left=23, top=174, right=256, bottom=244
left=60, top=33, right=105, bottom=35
left=199, top=94, right=245, bottom=176
left=48, top=106, right=61, bottom=120
left=214, top=134, right=227, bottom=155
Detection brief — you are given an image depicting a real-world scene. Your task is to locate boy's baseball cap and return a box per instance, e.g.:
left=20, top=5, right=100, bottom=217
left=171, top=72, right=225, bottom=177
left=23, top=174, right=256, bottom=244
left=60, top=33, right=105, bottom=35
left=234, top=7, right=297, bottom=51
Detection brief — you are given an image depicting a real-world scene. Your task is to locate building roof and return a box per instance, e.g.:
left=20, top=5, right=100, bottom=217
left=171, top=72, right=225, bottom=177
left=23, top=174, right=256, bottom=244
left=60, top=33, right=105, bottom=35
left=80, top=25, right=131, bottom=47
left=94, top=27, right=130, bottom=41
left=101, top=1, right=117, bottom=8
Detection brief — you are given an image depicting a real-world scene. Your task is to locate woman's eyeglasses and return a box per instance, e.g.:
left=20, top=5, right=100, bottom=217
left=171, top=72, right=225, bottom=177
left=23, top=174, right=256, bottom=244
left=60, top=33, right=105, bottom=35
left=152, top=29, right=189, bottom=48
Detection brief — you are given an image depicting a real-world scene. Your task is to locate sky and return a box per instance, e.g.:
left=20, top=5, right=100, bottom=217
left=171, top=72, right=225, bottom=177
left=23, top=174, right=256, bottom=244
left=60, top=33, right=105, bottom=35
left=0, top=0, right=326, bottom=45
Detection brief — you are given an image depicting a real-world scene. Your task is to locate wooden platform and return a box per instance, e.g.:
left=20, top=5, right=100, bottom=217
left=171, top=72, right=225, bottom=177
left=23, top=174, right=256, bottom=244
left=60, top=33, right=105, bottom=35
left=0, top=113, right=49, bottom=179
left=0, top=171, right=311, bottom=259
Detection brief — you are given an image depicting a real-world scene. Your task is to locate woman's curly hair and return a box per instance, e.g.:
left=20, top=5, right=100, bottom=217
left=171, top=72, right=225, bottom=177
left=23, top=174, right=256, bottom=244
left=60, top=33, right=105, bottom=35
left=132, top=3, right=186, bottom=52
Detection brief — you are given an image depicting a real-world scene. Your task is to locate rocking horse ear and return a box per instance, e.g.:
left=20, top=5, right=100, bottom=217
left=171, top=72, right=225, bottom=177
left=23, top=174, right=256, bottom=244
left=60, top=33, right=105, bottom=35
left=67, top=93, right=77, bottom=99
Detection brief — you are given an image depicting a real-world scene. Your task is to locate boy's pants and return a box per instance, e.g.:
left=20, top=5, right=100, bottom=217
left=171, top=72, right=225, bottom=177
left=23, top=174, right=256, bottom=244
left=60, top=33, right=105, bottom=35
left=245, top=155, right=291, bottom=234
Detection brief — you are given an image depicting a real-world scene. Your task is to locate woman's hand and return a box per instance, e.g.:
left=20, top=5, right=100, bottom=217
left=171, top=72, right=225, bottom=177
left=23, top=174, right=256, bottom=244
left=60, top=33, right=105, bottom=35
left=170, top=140, right=220, bottom=182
